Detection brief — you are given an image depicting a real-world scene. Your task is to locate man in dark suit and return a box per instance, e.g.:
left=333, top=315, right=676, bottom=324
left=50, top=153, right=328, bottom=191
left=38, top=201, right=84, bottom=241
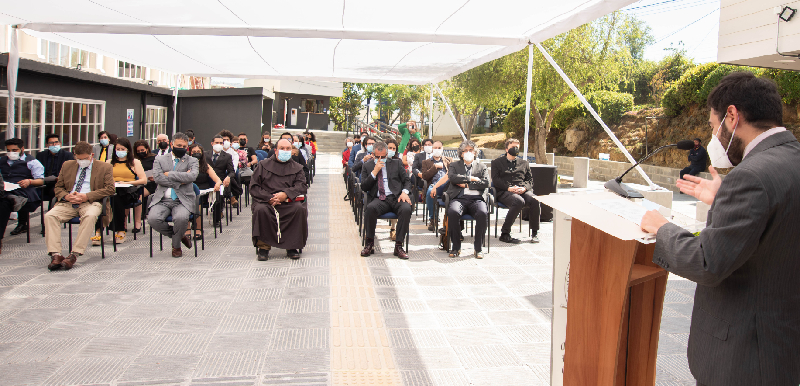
left=204, top=135, right=235, bottom=227
left=360, top=141, right=413, bottom=259
left=641, top=72, right=800, bottom=386
left=37, top=134, right=75, bottom=235
left=411, top=138, right=434, bottom=179
left=420, top=140, right=452, bottom=230
left=44, top=141, right=114, bottom=270
left=680, top=138, right=708, bottom=180
left=445, top=140, right=489, bottom=259
left=491, top=138, right=539, bottom=243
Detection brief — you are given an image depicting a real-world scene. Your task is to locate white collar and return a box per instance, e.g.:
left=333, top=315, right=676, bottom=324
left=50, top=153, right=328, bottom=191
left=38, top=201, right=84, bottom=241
left=743, top=127, right=787, bottom=159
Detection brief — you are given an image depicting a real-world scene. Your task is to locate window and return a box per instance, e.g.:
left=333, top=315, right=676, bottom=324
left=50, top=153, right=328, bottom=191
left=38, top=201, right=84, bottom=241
left=118, top=61, right=147, bottom=80
left=300, top=99, right=326, bottom=114
left=0, top=92, right=105, bottom=155
left=143, top=106, right=168, bottom=150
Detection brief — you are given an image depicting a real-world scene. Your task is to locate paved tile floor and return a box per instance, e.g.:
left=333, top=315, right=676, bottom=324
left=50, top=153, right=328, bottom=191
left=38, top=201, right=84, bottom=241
left=0, top=154, right=697, bottom=385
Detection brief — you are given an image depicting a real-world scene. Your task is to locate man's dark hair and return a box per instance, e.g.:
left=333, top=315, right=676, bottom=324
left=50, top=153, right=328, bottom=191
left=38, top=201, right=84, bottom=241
left=5, top=138, right=24, bottom=148
left=280, top=132, right=293, bottom=139
left=421, top=138, right=434, bottom=146
left=212, top=135, right=223, bottom=141
left=707, top=72, right=783, bottom=130
left=504, top=138, right=520, bottom=149
left=45, top=134, right=61, bottom=143
left=98, top=131, right=109, bottom=139
left=184, top=129, right=195, bottom=139
left=238, top=132, right=247, bottom=137
left=73, top=141, right=92, bottom=155
left=218, top=130, right=235, bottom=141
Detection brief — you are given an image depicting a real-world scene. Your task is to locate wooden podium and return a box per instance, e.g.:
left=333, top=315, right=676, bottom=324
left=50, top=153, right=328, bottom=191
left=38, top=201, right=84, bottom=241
left=537, top=192, right=669, bottom=386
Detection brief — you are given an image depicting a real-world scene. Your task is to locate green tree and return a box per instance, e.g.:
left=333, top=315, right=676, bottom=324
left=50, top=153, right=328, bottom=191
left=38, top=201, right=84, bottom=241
left=329, top=83, right=364, bottom=131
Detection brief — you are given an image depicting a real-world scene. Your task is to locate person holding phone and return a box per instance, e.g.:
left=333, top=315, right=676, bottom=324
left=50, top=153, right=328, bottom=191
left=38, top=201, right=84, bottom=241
left=352, top=136, right=377, bottom=175
left=398, top=120, right=423, bottom=154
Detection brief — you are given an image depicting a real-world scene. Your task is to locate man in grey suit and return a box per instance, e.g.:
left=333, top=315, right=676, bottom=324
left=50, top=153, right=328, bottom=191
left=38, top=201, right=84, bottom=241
left=147, top=132, right=199, bottom=257
left=641, top=72, right=800, bottom=386
left=360, top=141, right=413, bottom=259
left=445, top=140, right=489, bottom=259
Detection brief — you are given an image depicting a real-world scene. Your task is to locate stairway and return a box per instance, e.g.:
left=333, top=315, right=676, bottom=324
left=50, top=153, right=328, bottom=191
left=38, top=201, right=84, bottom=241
left=284, top=129, right=350, bottom=153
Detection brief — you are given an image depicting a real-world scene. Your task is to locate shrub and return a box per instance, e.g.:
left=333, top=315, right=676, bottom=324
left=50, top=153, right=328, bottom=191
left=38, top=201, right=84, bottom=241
left=503, top=103, right=535, bottom=139
left=552, top=91, right=634, bottom=130
left=697, top=65, right=764, bottom=106
left=764, top=69, right=800, bottom=105
left=661, top=62, right=718, bottom=116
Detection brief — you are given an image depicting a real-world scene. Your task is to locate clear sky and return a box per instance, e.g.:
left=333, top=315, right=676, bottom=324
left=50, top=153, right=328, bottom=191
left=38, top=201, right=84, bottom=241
left=622, top=0, right=721, bottom=63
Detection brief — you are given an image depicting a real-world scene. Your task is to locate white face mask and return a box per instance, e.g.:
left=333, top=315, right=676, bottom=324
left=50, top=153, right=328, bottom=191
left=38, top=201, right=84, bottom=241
left=462, top=151, right=474, bottom=163
left=424, top=146, right=433, bottom=154
left=7, top=152, right=20, bottom=161
left=223, top=140, right=231, bottom=149
left=707, top=113, right=736, bottom=169
left=346, top=142, right=353, bottom=148
left=76, top=159, right=92, bottom=168
left=432, top=148, right=443, bottom=158
left=213, top=144, right=224, bottom=153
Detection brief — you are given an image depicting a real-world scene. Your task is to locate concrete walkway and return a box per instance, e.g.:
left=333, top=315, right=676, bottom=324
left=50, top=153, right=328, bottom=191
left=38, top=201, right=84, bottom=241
left=0, top=154, right=696, bottom=385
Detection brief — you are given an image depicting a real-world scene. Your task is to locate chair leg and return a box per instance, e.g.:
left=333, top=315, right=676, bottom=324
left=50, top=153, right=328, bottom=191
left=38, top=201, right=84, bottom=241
left=193, top=216, right=198, bottom=257
left=68, top=223, right=73, bottom=252
left=159, top=232, right=163, bottom=251
left=100, top=225, right=106, bottom=258
left=149, top=224, right=153, bottom=258
left=495, top=210, right=498, bottom=238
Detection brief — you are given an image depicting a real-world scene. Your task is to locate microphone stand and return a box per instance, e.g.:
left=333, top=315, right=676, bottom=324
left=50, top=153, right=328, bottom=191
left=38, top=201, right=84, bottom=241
left=604, top=144, right=676, bottom=199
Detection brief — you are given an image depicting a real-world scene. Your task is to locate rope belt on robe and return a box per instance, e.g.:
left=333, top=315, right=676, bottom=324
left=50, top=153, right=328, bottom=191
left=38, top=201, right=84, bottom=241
left=272, top=204, right=281, bottom=243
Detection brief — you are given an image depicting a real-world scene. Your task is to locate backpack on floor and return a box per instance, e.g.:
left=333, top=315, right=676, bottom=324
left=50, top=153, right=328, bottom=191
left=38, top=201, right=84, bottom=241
left=438, top=213, right=450, bottom=252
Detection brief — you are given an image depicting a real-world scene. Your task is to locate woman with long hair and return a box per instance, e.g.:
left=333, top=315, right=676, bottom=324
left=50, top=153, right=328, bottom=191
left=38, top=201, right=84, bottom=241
left=93, top=138, right=147, bottom=245
left=133, top=140, right=156, bottom=233
left=188, top=144, right=222, bottom=239
left=403, top=137, right=422, bottom=174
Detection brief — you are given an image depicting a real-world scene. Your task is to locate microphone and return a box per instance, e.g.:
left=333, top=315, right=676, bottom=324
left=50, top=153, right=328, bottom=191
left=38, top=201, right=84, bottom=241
left=604, top=140, right=694, bottom=198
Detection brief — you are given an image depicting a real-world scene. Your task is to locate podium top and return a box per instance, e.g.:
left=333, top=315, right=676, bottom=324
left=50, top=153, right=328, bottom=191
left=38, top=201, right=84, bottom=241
left=536, top=191, right=654, bottom=242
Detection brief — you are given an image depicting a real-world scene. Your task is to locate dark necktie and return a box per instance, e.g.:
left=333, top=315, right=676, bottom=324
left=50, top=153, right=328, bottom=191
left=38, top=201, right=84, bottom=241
left=213, top=153, right=218, bottom=164
left=73, top=167, right=87, bottom=208
left=171, top=159, right=180, bottom=200
left=376, top=167, right=386, bottom=201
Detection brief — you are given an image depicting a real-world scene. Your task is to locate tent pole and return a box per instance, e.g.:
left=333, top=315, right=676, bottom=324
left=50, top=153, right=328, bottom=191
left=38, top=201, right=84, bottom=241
left=428, top=84, right=434, bottom=139
left=533, top=42, right=656, bottom=188
left=172, top=74, right=181, bottom=136
left=523, top=43, right=533, bottom=159
left=6, top=27, right=19, bottom=139
left=433, top=84, right=466, bottom=141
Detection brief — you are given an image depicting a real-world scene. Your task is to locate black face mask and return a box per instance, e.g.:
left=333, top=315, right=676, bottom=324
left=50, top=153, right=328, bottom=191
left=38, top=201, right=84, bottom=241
left=410, top=144, right=420, bottom=152
left=158, top=142, right=169, bottom=150
left=239, top=140, right=247, bottom=147
left=508, top=146, right=519, bottom=156
left=192, top=153, right=203, bottom=159
left=172, top=147, right=187, bottom=158
left=137, top=151, right=149, bottom=158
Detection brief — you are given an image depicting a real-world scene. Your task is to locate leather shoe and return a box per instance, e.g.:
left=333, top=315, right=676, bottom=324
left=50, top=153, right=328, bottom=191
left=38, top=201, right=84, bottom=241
left=530, top=234, right=540, bottom=243
left=287, top=249, right=301, bottom=259
left=427, top=224, right=435, bottom=232
left=361, top=239, right=375, bottom=257
left=499, top=233, right=521, bottom=244
left=393, top=244, right=409, bottom=260
left=214, top=221, right=222, bottom=228
left=10, top=225, right=27, bottom=236
left=172, top=248, right=183, bottom=258
left=257, top=248, right=269, bottom=261
left=181, top=235, right=192, bottom=249
left=48, top=254, right=65, bottom=271
left=61, top=254, right=78, bottom=270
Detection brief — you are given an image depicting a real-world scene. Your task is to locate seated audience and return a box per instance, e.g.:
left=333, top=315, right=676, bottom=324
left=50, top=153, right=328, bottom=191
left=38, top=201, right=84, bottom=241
left=44, top=141, right=115, bottom=270
left=412, top=138, right=434, bottom=179
left=219, top=130, right=242, bottom=206
left=403, top=137, right=422, bottom=174
left=37, top=133, right=75, bottom=201
left=185, top=129, right=196, bottom=146
left=490, top=138, right=540, bottom=243
left=343, top=137, right=354, bottom=168
left=188, top=144, right=222, bottom=239
left=134, top=140, right=157, bottom=232
left=360, top=141, right=413, bottom=259
left=154, top=133, right=172, bottom=156
left=204, top=135, right=236, bottom=228
left=93, top=131, right=115, bottom=162
left=445, top=140, right=489, bottom=259
left=352, top=136, right=376, bottom=175
left=237, top=132, right=259, bottom=169
left=147, top=133, right=198, bottom=257
left=99, top=138, right=147, bottom=244
left=0, top=138, right=44, bottom=241
left=420, top=141, right=452, bottom=230
left=250, top=139, right=308, bottom=261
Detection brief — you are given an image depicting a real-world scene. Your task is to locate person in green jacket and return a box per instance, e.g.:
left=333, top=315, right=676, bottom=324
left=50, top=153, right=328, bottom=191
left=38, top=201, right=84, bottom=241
left=397, top=121, right=423, bottom=154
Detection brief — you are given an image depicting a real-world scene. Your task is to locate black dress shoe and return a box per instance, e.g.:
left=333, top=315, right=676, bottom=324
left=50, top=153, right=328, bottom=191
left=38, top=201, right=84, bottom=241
left=287, top=249, right=301, bottom=259
left=393, top=244, right=409, bottom=259
left=499, top=233, right=521, bottom=244
left=10, top=225, right=28, bottom=236
left=257, top=248, right=270, bottom=261
left=530, top=234, right=540, bottom=243
left=427, top=224, right=435, bottom=232
left=214, top=221, right=222, bottom=228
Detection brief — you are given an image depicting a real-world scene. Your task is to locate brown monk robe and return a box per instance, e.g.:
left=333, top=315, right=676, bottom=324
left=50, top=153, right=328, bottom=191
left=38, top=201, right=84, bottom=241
left=250, top=154, right=308, bottom=258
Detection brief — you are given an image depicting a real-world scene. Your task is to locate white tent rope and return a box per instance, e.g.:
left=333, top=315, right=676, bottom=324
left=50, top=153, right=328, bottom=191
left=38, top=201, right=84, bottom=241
left=172, top=74, right=181, bottom=136
left=523, top=43, right=533, bottom=158
left=433, top=84, right=467, bottom=141
left=533, top=42, right=656, bottom=188
left=6, top=28, right=19, bottom=139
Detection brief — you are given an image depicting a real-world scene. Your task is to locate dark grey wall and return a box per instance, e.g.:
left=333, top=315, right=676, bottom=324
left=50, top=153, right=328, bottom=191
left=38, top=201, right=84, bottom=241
left=275, top=92, right=330, bottom=131
left=177, top=94, right=263, bottom=150
left=1, top=65, right=173, bottom=142
left=261, top=98, right=273, bottom=136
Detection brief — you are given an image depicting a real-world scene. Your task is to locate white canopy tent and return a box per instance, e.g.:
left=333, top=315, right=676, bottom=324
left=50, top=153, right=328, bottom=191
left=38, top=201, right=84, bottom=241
left=1, top=0, right=657, bottom=188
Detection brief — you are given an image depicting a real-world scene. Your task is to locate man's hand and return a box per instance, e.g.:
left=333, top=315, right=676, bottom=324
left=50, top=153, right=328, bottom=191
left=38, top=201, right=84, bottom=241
left=372, top=159, right=385, bottom=175
left=72, top=192, right=88, bottom=204
left=417, top=172, right=422, bottom=178
left=163, top=172, right=169, bottom=177
left=18, top=179, right=30, bottom=188
left=398, top=192, right=412, bottom=205
left=223, top=176, right=231, bottom=187
left=363, top=154, right=374, bottom=162
left=641, top=210, right=669, bottom=234
left=269, top=192, right=288, bottom=206
left=676, top=166, right=721, bottom=206
left=435, top=163, right=443, bottom=169
left=508, top=186, right=524, bottom=194
left=515, top=186, right=526, bottom=194
left=214, top=182, right=222, bottom=192
left=470, top=176, right=480, bottom=182
left=457, top=183, right=467, bottom=188
left=148, top=176, right=154, bottom=182
left=429, top=187, right=437, bottom=198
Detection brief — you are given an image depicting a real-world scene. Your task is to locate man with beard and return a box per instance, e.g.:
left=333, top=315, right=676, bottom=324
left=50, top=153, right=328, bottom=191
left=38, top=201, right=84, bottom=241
left=641, top=72, right=800, bottom=386
left=250, top=139, right=308, bottom=261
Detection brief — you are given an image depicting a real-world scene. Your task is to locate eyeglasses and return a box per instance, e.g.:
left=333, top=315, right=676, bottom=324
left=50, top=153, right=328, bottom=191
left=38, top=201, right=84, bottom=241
left=374, top=156, right=387, bottom=160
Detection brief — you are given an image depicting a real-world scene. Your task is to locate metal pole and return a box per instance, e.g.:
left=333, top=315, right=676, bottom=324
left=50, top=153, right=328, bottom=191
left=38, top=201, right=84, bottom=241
left=6, top=27, right=19, bottom=139
left=428, top=84, right=434, bottom=139
left=433, top=84, right=466, bottom=140
left=172, top=74, right=180, bottom=136
left=523, top=44, right=533, bottom=159
left=533, top=42, right=657, bottom=188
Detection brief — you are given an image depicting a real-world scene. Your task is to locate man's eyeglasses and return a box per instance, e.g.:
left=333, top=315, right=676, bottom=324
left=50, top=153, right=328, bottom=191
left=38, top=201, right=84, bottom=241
left=375, top=156, right=387, bottom=160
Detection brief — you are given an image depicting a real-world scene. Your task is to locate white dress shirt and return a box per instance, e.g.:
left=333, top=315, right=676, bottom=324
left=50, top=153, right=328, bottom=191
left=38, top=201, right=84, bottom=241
left=225, top=148, right=239, bottom=171
left=463, top=163, right=479, bottom=196
left=71, top=162, right=93, bottom=194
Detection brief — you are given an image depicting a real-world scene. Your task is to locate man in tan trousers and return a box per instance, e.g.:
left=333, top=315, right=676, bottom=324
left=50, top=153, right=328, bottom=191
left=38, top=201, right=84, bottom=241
left=45, top=141, right=115, bottom=270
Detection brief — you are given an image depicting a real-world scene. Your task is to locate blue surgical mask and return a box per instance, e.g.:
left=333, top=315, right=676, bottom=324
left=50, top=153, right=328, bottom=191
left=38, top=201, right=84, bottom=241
left=293, top=142, right=302, bottom=149
left=116, top=150, right=128, bottom=159
left=387, top=150, right=396, bottom=158
left=277, top=149, right=292, bottom=162
left=366, top=145, right=374, bottom=153
left=100, top=138, right=109, bottom=147
left=232, top=143, right=240, bottom=150
left=48, top=145, right=61, bottom=153
left=188, top=140, right=193, bottom=146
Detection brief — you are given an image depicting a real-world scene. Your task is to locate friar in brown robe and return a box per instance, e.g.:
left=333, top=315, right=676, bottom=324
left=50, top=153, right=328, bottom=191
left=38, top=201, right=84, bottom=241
left=250, top=139, right=308, bottom=260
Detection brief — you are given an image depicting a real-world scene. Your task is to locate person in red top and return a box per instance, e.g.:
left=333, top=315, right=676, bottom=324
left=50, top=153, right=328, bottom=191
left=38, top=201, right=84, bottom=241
left=304, top=132, right=318, bottom=156
left=342, top=137, right=354, bottom=167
